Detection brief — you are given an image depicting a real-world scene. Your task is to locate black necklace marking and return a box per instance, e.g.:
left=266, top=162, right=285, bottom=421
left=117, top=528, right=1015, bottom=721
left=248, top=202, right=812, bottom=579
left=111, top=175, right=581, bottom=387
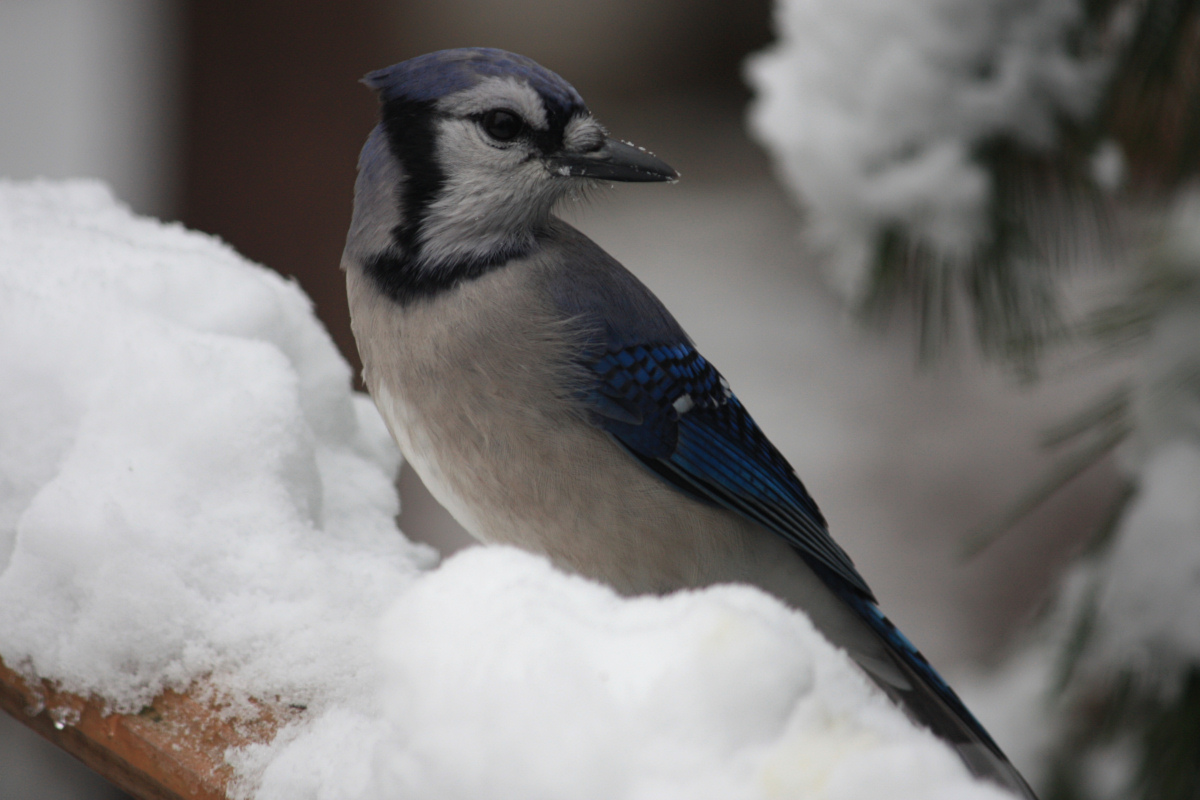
left=363, top=245, right=532, bottom=307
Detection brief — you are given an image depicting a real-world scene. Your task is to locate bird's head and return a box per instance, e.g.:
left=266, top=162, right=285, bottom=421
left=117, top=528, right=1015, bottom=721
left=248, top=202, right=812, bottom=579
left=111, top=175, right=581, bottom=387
left=346, top=48, right=677, bottom=295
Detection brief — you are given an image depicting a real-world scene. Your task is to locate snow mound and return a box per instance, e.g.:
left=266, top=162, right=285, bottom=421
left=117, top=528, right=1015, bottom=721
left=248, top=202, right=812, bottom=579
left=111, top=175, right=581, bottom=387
left=239, top=548, right=1010, bottom=800
left=0, top=178, right=433, bottom=710
left=0, top=180, right=1012, bottom=798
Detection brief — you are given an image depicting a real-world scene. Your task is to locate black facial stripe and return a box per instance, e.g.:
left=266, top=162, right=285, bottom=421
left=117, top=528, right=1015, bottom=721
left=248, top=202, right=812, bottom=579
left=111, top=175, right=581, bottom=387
left=467, top=112, right=564, bottom=154
left=363, top=245, right=531, bottom=307
left=537, top=102, right=580, bottom=153
left=467, top=100, right=583, bottom=155
left=378, top=96, right=443, bottom=258
left=543, top=97, right=580, bottom=135
left=529, top=125, right=563, bottom=155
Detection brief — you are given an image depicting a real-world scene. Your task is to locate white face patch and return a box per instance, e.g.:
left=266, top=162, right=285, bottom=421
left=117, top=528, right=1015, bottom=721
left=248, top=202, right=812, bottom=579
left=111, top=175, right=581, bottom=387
left=436, top=76, right=548, bottom=131
left=415, top=116, right=569, bottom=269
left=409, top=78, right=595, bottom=273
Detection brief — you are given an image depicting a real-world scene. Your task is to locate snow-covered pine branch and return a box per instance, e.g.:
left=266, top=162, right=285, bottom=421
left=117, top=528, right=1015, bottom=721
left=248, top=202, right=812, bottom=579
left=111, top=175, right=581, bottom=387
left=745, top=0, right=1124, bottom=361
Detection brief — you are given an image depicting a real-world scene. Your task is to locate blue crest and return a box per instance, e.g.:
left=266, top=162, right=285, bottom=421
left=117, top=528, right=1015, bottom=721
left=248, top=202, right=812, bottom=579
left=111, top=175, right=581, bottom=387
left=364, top=48, right=585, bottom=118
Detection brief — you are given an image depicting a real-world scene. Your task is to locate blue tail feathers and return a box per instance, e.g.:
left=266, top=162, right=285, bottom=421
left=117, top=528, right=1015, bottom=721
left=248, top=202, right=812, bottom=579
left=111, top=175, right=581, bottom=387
left=839, top=587, right=1038, bottom=799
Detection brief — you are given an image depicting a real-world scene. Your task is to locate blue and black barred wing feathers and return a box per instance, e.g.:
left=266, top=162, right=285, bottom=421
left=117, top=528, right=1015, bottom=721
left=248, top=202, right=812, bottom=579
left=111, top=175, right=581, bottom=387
left=580, top=339, right=1037, bottom=798
left=583, top=341, right=873, bottom=600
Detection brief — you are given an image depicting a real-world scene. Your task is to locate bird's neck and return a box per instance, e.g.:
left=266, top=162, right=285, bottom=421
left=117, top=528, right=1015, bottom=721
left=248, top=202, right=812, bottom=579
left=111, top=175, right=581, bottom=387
left=357, top=242, right=532, bottom=308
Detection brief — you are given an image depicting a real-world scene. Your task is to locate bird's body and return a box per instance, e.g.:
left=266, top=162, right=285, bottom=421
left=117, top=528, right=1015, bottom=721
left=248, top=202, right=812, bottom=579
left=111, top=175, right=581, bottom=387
left=350, top=219, right=862, bottom=621
left=344, top=48, right=1036, bottom=798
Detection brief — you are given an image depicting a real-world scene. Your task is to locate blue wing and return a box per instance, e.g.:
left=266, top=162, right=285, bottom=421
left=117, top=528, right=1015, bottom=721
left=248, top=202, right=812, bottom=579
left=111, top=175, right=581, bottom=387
left=582, top=339, right=874, bottom=600
left=578, top=334, right=1034, bottom=796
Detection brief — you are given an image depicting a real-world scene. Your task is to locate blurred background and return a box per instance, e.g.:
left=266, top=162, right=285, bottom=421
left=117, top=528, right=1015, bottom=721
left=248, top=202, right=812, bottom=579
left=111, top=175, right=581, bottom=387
left=3, top=0, right=1194, bottom=798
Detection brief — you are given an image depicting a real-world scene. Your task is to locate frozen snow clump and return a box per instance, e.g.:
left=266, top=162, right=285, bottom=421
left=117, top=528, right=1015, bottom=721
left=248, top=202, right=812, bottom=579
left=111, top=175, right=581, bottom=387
left=746, top=0, right=1103, bottom=299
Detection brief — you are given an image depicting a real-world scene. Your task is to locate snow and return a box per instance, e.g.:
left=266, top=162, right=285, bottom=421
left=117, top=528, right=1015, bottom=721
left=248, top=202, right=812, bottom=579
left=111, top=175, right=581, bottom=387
left=954, top=190, right=1200, bottom=792
left=0, top=180, right=1016, bottom=798
left=0, top=178, right=434, bottom=713
left=745, top=0, right=1105, bottom=300
left=1093, top=191, right=1200, bottom=694
left=239, top=549, right=1009, bottom=800
left=1094, top=444, right=1200, bottom=691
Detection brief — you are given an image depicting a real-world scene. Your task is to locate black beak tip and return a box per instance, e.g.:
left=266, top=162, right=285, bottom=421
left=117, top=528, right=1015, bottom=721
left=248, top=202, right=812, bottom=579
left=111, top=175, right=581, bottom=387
left=651, top=162, right=682, bottom=184
left=607, top=138, right=679, bottom=183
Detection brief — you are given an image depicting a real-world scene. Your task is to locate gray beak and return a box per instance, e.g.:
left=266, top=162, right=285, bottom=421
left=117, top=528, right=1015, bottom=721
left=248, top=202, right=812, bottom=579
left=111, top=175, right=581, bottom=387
left=547, top=138, right=678, bottom=183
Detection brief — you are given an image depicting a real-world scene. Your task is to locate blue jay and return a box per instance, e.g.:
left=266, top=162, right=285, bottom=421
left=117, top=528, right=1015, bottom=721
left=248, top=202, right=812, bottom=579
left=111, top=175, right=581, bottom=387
left=344, top=48, right=1036, bottom=799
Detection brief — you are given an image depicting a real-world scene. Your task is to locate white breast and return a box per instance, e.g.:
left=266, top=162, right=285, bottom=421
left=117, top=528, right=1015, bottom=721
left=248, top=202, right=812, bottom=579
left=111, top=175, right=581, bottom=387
left=370, top=380, right=487, bottom=541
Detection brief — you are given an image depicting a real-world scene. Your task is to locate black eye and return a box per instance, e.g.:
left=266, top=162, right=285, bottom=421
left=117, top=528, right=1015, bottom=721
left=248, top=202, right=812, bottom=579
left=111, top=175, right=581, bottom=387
left=481, top=109, right=524, bottom=142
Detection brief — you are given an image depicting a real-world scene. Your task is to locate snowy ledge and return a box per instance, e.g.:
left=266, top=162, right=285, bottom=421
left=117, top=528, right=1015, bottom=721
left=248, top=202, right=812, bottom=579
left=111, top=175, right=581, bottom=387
left=0, top=181, right=1012, bottom=799
left=0, top=658, right=279, bottom=800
